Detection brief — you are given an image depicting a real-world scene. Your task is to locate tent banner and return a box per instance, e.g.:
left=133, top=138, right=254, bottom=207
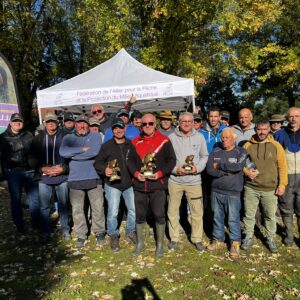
left=0, top=53, right=19, bottom=133
left=37, top=81, right=193, bottom=108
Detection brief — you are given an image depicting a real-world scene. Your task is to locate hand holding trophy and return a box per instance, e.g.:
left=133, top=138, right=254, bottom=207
left=182, top=155, right=195, bottom=173
left=140, top=151, right=156, bottom=180
left=107, top=159, right=121, bottom=182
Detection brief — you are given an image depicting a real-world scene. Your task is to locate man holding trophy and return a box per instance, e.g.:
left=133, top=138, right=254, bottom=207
left=168, top=112, right=209, bottom=252
left=128, top=113, right=176, bottom=257
left=95, top=118, right=137, bottom=252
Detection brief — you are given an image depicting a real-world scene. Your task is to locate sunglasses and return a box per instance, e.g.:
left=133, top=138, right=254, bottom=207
left=92, top=110, right=102, bottom=115
left=142, top=122, right=155, bottom=127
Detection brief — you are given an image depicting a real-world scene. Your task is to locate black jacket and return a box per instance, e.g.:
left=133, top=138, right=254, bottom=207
left=94, top=138, right=135, bottom=191
left=0, top=126, right=34, bottom=179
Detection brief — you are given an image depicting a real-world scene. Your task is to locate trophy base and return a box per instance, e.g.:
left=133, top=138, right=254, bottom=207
left=109, top=175, right=121, bottom=182
left=183, top=166, right=192, bottom=172
left=144, top=171, right=155, bottom=179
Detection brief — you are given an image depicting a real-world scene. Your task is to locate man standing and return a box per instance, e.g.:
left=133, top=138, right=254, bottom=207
left=103, top=108, right=140, bottom=142
left=168, top=112, right=208, bottom=251
left=233, top=108, right=255, bottom=146
left=241, top=120, right=288, bottom=253
left=0, top=113, right=40, bottom=232
left=60, top=114, right=105, bottom=248
left=206, top=128, right=247, bottom=257
left=62, top=112, right=75, bottom=134
left=90, top=104, right=112, bottom=134
left=95, top=118, right=137, bottom=252
left=274, top=107, right=300, bottom=246
left=128, top=113, right=176, bottom=257
left=200, top=106, right=227, bottom=154
left=29, top=112, right=70, bottom=242
left=158, top=110, right=176, bottom=136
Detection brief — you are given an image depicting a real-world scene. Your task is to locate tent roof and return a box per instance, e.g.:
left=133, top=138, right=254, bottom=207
left=37, top=48, right=194, bottom=113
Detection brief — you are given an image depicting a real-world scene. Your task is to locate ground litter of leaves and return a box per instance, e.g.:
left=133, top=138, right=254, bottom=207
left=0, top=189, right=299, bottom=300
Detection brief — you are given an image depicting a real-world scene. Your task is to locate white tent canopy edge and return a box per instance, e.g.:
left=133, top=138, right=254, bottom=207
left=36, top=49, right=195, bottom=120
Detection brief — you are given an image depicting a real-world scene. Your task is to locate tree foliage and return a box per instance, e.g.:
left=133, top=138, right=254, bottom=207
left=1, top=0, right=299, bottom=128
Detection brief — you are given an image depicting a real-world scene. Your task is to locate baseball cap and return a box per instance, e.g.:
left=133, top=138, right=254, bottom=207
left=75, top=114, right=89, bottom=123
left=64, top=112, right=75, bottom=122
left=88, top=117, right=100, bottom=126
left=116, top=108, right=129, bottom=117
left=221, top=111, right=230, bottom=120
left=44, top=112, right=58, bottom=122
left=111, top=118, right=125, bottom=129
left=10, top=113, right=24, bottom=122
left=193, top=114, right=202, bottom=121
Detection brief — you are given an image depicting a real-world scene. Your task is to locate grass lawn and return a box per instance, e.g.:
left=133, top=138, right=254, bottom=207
left=0, top=189, right=299, bottom=300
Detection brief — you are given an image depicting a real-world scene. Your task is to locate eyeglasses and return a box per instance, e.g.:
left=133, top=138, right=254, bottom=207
left=92, top=110, right=102, bottom=115
left=270, top=121, right=283, bottom=124
left=142, top=122, right=155, bottom=127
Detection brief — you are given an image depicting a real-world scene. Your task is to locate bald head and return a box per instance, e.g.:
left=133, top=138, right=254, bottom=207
left=221, top=128, right=236, bottom=151
left=238, top=108, right=253, bottom=130
left=287, top=107, right=300, bottom=131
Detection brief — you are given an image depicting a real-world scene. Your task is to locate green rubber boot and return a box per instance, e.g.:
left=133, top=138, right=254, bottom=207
left=155, top=224, right=165, bottom=257
left=132, top=223, right=145, bottom=256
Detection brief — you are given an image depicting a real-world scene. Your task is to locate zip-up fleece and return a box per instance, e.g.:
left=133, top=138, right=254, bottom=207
left=233, top=123, right=255, bottom=146
left=127, top=130, right=176, bottom=192
left=94, top=138, right=136, bottom=191
left=243, top=135, right=288, bottom=191
left=200, top=122, right=227, bottom=153
left=169, top=128, right=208, bottom=186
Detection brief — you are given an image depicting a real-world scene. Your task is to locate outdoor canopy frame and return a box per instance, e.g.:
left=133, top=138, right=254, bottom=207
left=36, top=48, right=195, bottom=122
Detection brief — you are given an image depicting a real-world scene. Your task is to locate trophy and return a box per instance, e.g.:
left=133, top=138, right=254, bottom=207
left=107, top=159, right=121, bottom=182
left=182, top=155, right=194, bottom=172
left=245, top=158, right=259, bottom=175
left=141, top=151, right=156, bottom=179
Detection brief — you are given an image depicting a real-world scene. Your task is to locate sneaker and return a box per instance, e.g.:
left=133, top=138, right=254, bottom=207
left=207, top=239, right=226, bottom=251
left=63, top=232, right=71, bottom=241
left=96, top=233, right=106, bottom=246
left=194, top=242, right=206, bottom=252
left=229, top=241, right=240, bottom=258
left=168, top=241, right=179, bottom=250
left=266, top=238, right=279, bottom=253
left=126, top=231, right=137, bottom=245
left=110, top=236, right=120, bottom=252
left=241, top=237, right=253, bottom=250
left=76, top=238, right=87, bottom=249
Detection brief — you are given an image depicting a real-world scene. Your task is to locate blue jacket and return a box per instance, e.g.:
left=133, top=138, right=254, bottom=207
left=59, top=132, right=101, bottom=182
left=200, top=123, right=227, bottom=154
left=274, top=126, right=300, bottom=153
left=103, top=124, right=140, bottom=143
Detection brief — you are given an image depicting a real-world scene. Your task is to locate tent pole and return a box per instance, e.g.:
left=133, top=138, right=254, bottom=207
left=191, top=96, right=195, bottom=112
left=38, top=107, right=42, bottom=125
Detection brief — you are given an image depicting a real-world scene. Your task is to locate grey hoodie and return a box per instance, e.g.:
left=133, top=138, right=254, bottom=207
left=169, top=128, right=208, bottom=185
left=233, top=123, right=255, bottom=146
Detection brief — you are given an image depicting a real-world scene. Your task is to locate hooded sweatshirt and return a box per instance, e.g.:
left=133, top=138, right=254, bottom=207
left=243, top=135, right=288, bottom=191
left=200, top=122, right=227, bottom=154
left=169, top=128, right=208, bottom=185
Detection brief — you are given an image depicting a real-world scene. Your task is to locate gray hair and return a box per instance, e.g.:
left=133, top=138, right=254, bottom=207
left=179, top=112, right=193, bottom=121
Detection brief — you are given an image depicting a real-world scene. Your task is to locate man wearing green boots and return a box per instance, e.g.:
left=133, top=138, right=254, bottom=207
left=128, top=113, right=176, bottom=257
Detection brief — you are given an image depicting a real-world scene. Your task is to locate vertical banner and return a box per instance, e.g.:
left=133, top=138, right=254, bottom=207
left=0, top=53, right=20, bottom=133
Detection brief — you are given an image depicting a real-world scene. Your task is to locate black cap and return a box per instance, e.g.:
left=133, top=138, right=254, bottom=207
left=10, top=113, right=24, bottom=122
left=75, top=114, right=89, bottom=124
left=116, top=108, right=129, bottom=117
left=221, top=111, right=230, bottom=120
left=193, top=113, right=202, bottom=121
left=64, top=112, right=75, bottom=122
left=111, top=118, right=125, bottom=129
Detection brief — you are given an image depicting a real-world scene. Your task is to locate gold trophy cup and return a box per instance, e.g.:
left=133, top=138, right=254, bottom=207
left=107, top=159, right=121, bottom=182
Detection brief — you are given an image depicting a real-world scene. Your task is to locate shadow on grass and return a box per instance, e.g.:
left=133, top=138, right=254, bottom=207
left=0, top=190, right=80, bottom=299
left=121, top=277, right=161, bottom=300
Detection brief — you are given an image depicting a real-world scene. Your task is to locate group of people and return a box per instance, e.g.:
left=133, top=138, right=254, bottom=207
left=0, top=102, right=299, bottom=258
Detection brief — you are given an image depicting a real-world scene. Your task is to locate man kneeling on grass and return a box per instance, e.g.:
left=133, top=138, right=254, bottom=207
left=206, top=128, right=247, bottom=257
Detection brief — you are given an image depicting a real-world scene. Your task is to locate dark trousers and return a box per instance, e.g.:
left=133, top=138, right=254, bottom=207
left=134, top=190, right=166, bottom=225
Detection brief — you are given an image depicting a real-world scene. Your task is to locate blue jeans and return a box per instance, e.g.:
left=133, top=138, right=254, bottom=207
left=39, top=181, right=69, bottom=238
left=211, top=191, right=241, bottom=242
left=5, top=168, right=40, bottom=230
left=104, top=184, right=136, bottom=236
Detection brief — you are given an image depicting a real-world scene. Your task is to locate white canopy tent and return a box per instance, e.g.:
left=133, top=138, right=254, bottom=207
left=36, top=48, right=195, bottom=120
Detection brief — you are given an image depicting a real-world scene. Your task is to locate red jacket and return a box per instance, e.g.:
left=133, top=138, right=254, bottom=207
left=128, top=131, right=176, bottom=192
